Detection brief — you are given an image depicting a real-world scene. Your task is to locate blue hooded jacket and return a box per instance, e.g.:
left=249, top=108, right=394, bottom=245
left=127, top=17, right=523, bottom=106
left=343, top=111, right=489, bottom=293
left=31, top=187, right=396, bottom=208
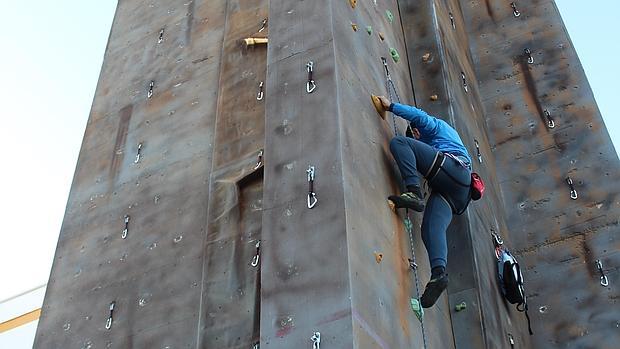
left=390, top=102, right=472, bottom=165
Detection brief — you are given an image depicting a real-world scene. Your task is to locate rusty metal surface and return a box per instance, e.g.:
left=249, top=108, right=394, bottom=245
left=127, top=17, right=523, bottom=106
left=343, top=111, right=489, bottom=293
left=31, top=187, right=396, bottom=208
left=459, top=0, right=620, bottom=347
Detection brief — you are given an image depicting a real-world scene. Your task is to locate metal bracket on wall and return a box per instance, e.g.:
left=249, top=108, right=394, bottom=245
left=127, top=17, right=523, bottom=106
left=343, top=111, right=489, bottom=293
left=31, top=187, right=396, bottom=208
left=311, top=331, right=321, bottom=349
left=256, top=81, right=264, bottom=101
left=595, top=260, right=609, bottom=287
left=121, top=215, right=130, bottom=239
left=474, top=139, right=483, bottom=163
left=524, top=48, right=534, bottom=64
left=251, top=241, right=261, bottom=267
left=461, top=72, right=468, bottom=92
left=306, top=61, right=316, bottom=93
left=147, top=81, right=154, bottom=99
left=449, top=12, right=455, bottom=29
left=105, top=301, right=115, bottom=330
left=544, top=110, right=555, bottom=129
left=565, top=177, right=578, bottom=200
left=510, top=2, right=521, bottom=17
left=134, top=143, right=143, bottom=163
left=158, top=29, right=164, bottom=44
left=307, top=166, right=317, bottom=209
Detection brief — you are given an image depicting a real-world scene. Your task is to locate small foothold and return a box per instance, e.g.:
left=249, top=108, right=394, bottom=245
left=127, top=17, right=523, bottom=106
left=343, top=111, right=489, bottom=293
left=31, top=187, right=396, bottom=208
left=349, top=0, right=357, bottom=9
left=351, top=22, right=358, bottom=31
left=422, top=52, right=431, bottom=62
left=411, top=299, right=424, bottom=322
left=430, top=94, right=438, bottom=101
left=378, top=32, right=385, bottom=41
left=374, top=252, right=383, bottom=263
left=390, top=48, right=400, bottom=63
left=366, top=26, right=373, bottom=35
left=386, top=10, right=394, bottom=23
left=455, top=302, right=467, bottom=312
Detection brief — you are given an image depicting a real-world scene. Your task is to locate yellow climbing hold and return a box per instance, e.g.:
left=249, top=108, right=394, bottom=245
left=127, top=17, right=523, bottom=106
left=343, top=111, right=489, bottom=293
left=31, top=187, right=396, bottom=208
left=378, top=32, right=385, bottom=41
left=351, top=22, right=358, bottom=31
left=349, top=0, right=357, bottom=9
left=374, top=252, right=383, bottom=263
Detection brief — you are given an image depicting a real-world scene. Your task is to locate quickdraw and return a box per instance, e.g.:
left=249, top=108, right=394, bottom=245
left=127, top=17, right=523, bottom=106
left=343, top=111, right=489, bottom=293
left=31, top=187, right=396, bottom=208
left=121, top=215, right=130, bottom=239
left=158, top=29, right=164, bottom=44
left=258, top=18, right=268, bottom=33
left=449, top=12, right=455, bottom=29
left=251, top=241, right=261, bottom=267
left=524, top=48, right=534, bottom=64
left=311, top=331, right=321, bottom=349
left=255, top=149, right=264, bottom=169
left=256, top=81, right=264, bottom=101
left=474, top=139, right=483, bottom=163
left=135, top=143, right=143, bottom=164
left=306, top=61, right=316, bottom=93
left=510, top=2, right=521, bottom=17
left=461, top=72, right=468, bottom=92
left=544, top=110, right=555, bottom=129
left=565, top=177, right=578, bottom=200
left=147, top=81, right=154, bottom=99
left=307, top=166, right=317, bottom=209
left=105, top=301, right=115, bottom=330
left=595, top=260, right=609, bottom=287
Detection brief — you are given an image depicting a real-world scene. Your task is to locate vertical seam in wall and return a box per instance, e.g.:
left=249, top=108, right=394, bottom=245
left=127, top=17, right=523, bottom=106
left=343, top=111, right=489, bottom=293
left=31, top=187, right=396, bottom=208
left=395, top=0, right=418, bottom=107
left=195, top=0, right=230, bottom=346
left=329, top=0, right=355, bottom=344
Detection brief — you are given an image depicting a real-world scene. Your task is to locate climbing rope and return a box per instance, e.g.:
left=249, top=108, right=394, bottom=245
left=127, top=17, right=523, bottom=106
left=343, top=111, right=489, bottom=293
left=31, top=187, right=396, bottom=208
left=381, top=57, right=429, bottom=349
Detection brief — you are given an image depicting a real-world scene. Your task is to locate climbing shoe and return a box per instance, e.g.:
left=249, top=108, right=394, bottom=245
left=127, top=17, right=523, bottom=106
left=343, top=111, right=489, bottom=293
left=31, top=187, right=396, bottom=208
left=420, top=272, right=449, bottom=308
left=388, top=192, right=425, bottom=212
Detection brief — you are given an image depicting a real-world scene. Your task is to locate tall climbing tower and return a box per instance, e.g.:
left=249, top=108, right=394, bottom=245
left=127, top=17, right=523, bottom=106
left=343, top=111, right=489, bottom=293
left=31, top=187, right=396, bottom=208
left=35, top=1, right=618, bottom=348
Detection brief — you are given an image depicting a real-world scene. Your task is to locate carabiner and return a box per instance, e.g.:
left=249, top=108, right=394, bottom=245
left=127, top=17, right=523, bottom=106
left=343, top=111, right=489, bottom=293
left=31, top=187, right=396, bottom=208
left=251, top=241, right=260, bottom=267
left=256, top=81, right=264, bottom=101
left=544, top=110, right=555, bottom=129
left=511, top=2, right=521, bottom=17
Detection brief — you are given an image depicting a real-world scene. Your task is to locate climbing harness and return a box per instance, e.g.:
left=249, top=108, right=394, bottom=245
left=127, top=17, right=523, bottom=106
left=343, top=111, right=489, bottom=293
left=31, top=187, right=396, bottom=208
left=510, top=2, right=521, bottom=17
left=121, top=215, right=130, bottom=239
left=306, top=61, right=316, bottom=93
left=379, top=57, right=428, bottom=349
left=595, top=260, right=609, bottom=287
left=105, top=301, right=115, bottom=330
left=307, top=166, right=317, bottom=209
left=565, top=177, right=578, bottom=200
left=311, top=331, right=321, bottom=349
left=524, top=48, right=534, bottom=64
left=251, top=241, right=261, bottom=267
left=544, top=110, right=555, bottom=129
left=256, top=81, right=264, bottom=101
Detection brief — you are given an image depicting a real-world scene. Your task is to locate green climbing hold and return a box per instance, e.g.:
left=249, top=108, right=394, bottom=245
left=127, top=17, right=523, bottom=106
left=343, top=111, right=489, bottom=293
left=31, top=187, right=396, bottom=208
left=386, top=10, right=394, bottom=23
left=366, top=26, right=373, bottom=35
left=390, top=48, right=400, bottom=63
left=411, top=298, right=424, bottom=322
left=404, top=217, right=413, bottom=234
left=455, top=302, right=467, bottom=312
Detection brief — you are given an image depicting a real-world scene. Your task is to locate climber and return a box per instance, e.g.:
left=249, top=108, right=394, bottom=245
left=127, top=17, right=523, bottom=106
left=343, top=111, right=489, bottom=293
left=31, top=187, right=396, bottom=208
left=373, top=95, right=473, bottom=308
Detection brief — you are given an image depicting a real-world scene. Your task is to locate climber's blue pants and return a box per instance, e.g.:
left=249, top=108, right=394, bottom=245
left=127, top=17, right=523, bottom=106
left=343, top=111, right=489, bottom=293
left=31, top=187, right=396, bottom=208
left=389, top=136, right=471, bottom=270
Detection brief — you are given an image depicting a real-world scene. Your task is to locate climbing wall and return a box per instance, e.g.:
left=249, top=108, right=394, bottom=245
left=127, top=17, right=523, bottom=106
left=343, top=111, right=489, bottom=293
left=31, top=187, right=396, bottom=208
left=34, top=0, right=268, bottom=347
left=36, top=0, right=616, bottom=348
left=458, top=0, right=620, bottom=347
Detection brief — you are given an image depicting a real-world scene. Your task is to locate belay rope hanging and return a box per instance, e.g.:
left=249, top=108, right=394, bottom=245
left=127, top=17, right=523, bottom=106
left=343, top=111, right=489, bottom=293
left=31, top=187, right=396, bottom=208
left=381, top=57, right=429, bottom=349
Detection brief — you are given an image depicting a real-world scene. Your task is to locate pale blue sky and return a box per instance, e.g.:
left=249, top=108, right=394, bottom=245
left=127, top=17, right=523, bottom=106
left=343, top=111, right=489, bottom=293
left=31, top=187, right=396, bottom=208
left=0, top=1, right=618, bottom=347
